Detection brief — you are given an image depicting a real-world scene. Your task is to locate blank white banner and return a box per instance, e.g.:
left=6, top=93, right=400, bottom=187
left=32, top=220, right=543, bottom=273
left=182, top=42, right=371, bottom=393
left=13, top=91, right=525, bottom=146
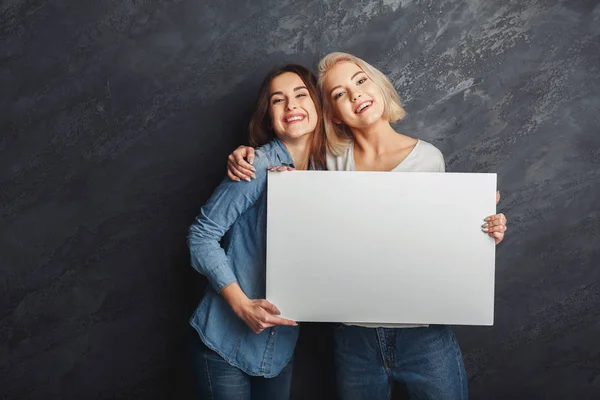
left=266, top=171, right=497, bottom=326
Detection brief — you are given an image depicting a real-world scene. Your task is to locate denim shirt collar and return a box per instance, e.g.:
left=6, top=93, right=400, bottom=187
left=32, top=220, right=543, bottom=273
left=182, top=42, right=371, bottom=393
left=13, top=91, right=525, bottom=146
left=272, top=138, right=295, bottom=167
left=271, top=138, right=319, bottom=170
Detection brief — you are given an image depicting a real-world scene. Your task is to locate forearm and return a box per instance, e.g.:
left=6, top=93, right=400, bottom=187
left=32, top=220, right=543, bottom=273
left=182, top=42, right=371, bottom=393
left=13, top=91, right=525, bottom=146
left=188, top=210, right=237, bottom=292
left=188, top=155, right=267, bottom=291
left=189, top=241, right=236, bottom=291
left=220, top=282, right=249, bottom=316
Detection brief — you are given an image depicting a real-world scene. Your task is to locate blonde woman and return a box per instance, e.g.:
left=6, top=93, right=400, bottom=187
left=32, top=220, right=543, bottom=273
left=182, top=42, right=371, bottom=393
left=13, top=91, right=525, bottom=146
left=226, top=53, right=507, bottom=399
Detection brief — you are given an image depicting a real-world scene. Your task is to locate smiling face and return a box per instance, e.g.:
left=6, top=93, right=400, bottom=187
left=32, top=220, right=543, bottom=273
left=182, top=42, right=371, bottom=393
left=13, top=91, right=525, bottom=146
left=268, top=72, right=318, bottom=142
left=323, top=61, right=386, bottom=129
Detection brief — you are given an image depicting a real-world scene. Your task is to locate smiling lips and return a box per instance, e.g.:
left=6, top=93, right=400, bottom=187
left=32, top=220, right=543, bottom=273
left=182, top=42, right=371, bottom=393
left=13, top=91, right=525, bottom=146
left=355, top=100, right=373, bottom=114
left=283, top=113, right=306, bottom=124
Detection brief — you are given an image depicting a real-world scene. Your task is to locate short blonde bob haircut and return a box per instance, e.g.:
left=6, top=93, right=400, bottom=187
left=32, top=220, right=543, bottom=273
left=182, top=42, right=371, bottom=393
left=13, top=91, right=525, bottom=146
left=317, top=52, right=406, bottom=155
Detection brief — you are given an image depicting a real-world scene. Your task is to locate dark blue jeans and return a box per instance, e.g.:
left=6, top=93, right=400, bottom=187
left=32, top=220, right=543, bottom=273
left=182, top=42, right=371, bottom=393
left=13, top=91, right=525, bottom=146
left=190, top=330, right=293, bottom=400
left=334, top=324, right=468, bottom=400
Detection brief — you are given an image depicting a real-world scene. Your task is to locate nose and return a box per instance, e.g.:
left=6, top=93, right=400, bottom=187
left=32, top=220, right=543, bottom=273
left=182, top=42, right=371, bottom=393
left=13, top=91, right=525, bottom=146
left=285, top=99, right=297, bottom=111
left=351, top=90, right=362, bottom=102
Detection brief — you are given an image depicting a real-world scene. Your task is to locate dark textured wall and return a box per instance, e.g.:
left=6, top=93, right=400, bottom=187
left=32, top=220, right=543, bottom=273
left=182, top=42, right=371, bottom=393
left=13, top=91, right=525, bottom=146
left=1, top=0, right=599, bottom=399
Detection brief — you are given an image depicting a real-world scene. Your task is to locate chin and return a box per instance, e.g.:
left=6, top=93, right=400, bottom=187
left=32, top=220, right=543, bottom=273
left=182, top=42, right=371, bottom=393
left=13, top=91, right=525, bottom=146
left=355, top=114, right=382, bottom=127
left=351, top=108, right=384, bottom=126
left=282, top=130, right=311, bottom=141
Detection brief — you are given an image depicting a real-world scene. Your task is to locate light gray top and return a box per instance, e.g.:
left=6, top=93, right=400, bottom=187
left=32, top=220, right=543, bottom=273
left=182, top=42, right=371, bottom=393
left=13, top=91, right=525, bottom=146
left=326, top=139, right=445, bottom=173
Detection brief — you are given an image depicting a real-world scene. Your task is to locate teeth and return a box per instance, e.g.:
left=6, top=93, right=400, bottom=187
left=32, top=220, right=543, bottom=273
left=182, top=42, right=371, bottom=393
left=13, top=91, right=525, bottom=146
left=356, top=102, right=371, bottom=113
left=286, top=116, right=303, bottom=122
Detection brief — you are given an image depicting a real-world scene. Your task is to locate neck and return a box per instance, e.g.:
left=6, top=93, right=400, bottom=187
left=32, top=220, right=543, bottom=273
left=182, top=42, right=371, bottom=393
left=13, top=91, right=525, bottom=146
left=350, top=118, right=401, bottom=155
left=280, top=134, right=311, bottom=170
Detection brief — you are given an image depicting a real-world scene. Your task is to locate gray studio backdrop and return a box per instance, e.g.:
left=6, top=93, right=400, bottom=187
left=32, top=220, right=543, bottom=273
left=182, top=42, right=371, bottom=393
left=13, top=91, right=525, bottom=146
left=1, top=0, right=599, bottom=399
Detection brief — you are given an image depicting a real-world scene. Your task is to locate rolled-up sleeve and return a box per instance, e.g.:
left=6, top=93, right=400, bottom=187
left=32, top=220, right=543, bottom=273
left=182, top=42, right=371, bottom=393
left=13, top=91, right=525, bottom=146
left=188, top=151, right=268, bottom=292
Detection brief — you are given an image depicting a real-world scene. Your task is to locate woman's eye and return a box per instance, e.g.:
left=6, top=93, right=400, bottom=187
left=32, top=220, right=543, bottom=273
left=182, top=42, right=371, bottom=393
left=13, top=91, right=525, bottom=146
left=357, top=77, right=367, bottom=84
left=272, top=98, right=283, bottom=104
left=296, top=93, right=307, bottom=98
left=334, top=91, right=344, bottom=99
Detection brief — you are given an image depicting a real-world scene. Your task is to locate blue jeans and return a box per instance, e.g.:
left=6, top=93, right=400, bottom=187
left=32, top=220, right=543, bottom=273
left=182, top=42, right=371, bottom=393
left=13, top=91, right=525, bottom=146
left=333, top=324, right=468, bottom=400
left=190, top=330, right=294, bottom=400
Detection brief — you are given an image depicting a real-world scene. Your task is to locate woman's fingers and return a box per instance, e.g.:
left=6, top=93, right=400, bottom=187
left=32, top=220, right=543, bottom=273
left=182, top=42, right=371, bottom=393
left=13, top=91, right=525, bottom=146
left=233, top=146, right=256, bottom=166
left=247, top=311, right=275, bottom=334
left=482, top=214, right=507, bottom=236
left=490, top=230, right=504, bottom=245
left=481, top=224, right=507, bottom=234
left=256, top=299, right=280, bottom=315
left=488, top=224, right=507, bottom=233
left=484, top=213, right=506, bottom=223
left=227, top=166, right=240, bottom=182
left=496, top=191, right=501, bottom=205
left=484, top=220, right=507, bottom=231
left=264, top=314, right=297, bottom=327
left=244, top=299, right=298, bottom=334
left=487, top=218, right=507, bottom=228
left=267, top=166, right=296, bottom=172
left=249, top=301, right=297, bottom=333
left=481, top=211, right=507, bottom=245
left=496, top=213, right=507, bottom=225
left=252, top=316, right=296, bottom=334
left=226, top=146, right=256, bottom=182
left=483, top=213, right=507, bottom=226
left=233, top=146, right=256, bottom=170
left=228, top=155, right=255, bottom=182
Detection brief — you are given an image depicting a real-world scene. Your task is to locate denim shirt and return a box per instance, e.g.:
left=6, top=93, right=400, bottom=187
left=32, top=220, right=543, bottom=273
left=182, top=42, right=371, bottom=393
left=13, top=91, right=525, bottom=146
left=188, top=138, right=300, bottom=377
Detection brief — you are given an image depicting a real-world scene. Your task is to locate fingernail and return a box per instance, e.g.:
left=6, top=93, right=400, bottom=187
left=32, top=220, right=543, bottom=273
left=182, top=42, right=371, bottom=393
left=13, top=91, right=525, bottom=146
left=484, top=217, right=490, bottom=222
left=251, top=166, right=256, bottom=172
left=251, top=174, right=256, bottom=179
left=249, top=157, right=254, bottom=165
left=482, top=227, right=489, bottom=232
left=245, top=177, right=251, bottom=182
left=293, top=323, right=298, bottom=326
left=481, top=223, right=488, bottom=228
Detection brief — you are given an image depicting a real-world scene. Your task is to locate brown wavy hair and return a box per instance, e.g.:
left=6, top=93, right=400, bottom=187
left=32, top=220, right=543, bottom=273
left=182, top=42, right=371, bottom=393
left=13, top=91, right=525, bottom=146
left=248, top=64, right=327, bottom=169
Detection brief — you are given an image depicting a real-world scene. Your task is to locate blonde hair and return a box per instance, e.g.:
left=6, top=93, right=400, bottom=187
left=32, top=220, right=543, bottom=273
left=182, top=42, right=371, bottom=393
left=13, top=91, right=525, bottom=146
left=317, top=52, right=406, bottom=155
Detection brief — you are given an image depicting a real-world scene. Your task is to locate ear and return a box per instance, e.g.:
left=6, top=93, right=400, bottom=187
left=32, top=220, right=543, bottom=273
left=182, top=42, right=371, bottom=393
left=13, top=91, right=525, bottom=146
left=332, top=117, right=342, bottom=125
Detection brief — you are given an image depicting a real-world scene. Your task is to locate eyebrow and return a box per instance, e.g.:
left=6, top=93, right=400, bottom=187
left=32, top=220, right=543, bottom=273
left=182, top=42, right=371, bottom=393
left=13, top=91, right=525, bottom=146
left=269, top=86, right=308, bottom=99
left=328, top=71, right=366, bottom=96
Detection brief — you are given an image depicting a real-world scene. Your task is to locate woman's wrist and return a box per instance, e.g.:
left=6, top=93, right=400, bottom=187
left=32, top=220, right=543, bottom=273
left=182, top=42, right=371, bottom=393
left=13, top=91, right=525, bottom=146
left=220, top=282, right=250, bottom=316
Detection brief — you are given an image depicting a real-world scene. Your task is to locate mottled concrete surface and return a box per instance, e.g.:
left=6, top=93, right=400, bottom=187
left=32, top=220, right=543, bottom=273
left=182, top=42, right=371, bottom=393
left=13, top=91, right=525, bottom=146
left=1, top=0, right=599, bottom=399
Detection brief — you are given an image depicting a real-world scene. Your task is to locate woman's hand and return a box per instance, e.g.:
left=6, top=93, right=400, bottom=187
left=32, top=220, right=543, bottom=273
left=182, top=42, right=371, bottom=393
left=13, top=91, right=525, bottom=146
left=235, top=298, right=297, bottom=334
left=267, top=166, right=295, bottom=172
left=221, top=283, right=296, bottom=334
left=227, top=146, right=256, bottom=182
left=483, top=191, right=508, bottom=245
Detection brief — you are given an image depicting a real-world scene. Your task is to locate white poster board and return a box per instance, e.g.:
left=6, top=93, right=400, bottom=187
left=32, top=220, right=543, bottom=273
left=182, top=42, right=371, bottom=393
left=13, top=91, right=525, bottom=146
left=266, top=171, right=497, bottom=326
